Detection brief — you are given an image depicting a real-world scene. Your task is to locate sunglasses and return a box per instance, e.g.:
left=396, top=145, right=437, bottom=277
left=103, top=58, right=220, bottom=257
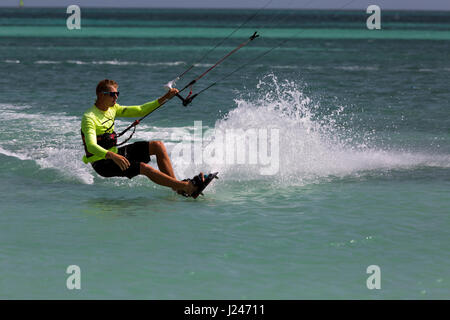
left=103, top=91, right=120, bottom=97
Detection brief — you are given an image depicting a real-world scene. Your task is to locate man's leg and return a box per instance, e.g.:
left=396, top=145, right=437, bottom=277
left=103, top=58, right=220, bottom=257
left=143, top=141, right=203, bottom=195
left=140, top=162, right=193, bottom=193
left=149, top=141, right=176, bottom=179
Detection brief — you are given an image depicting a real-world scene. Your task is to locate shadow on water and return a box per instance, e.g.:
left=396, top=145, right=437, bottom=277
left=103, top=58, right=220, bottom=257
left=81, top=194, right=182, bottom=217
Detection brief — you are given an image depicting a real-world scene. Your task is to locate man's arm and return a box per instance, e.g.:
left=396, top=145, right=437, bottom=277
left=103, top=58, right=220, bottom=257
left=115, top=88, right=179, bottom=118
left=157, top=88, right=179, bottom=105
left=105, top=151, right=130, bottom=171
left=81, top=116, right=109, bottom=159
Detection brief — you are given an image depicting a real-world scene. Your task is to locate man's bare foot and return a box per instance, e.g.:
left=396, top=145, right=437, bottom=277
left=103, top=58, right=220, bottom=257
left=176, top=173, right=205, bottom=196
left=183, top=180, right=196, bottom=196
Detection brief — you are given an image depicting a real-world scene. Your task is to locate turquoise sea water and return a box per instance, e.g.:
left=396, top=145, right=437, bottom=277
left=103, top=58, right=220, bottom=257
left=0, top=8, right=449, bottom=299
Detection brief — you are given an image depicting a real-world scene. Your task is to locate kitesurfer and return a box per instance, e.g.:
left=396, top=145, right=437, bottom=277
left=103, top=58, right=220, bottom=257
left=81, top=79, right=203, bottom=196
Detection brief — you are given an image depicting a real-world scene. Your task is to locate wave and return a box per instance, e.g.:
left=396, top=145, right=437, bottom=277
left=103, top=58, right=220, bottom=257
left=334, top=65, right=379, bottom=71
left=0, top=144, right=94, bottom=185
left=272, top=65, right=298, bottom=69
left=143, top=61, right=186, bottom=66
left=65, top=60, right=186, bottom=66
left=22, top=60, right=188, bottom=67
left=0, top=104, right=94, bottom=184
left=0, top=146, right=31, bottom=161
left=91, top=60, right=139, bottom=66
left=66, top=60, right=88, bottom=65
left=0, top=103, right=32, bottom=110
left=35, top=60, right=61, bottom=64
left=193, top=63, right=214, bottom=67
left=3, top=59, right=188, bottom=66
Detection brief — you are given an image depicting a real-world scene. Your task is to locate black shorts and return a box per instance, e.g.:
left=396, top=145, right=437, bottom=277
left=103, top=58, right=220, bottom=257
left=91, top=141, right=150, bottom=179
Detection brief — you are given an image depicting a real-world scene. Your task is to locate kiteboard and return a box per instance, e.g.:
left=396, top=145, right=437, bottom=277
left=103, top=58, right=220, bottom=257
left=179, top=172, right=219, bottom=199
left=192, top=172, right=219, bottom=199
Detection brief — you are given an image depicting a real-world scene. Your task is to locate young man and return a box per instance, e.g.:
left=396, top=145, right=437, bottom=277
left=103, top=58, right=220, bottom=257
left=81, top=79, right=201, bottom=196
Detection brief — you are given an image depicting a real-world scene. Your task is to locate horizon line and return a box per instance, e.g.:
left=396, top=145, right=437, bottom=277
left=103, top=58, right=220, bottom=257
left=1, top=6, right=449, bottom=12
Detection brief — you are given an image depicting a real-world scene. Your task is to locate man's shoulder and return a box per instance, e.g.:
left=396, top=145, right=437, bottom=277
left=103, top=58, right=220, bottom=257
left=81, top=106, right=98, bottom=126
left=82, top=105, right=96, bottom=115
left=111, top=103, right=122, bottom=111
left=82, top=104, right=119, bottom=119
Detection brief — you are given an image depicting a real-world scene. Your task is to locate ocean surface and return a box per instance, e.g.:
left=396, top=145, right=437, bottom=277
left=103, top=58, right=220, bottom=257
left=0, top=7, right=449, bottom=299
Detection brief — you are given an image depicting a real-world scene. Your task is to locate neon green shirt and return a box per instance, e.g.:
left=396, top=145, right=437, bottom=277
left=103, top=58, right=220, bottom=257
left=81, top=100, right=160, bottom=164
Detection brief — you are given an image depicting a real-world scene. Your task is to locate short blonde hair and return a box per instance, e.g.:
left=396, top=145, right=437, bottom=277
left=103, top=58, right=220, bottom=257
left=96, top=79, right=118, bottom=95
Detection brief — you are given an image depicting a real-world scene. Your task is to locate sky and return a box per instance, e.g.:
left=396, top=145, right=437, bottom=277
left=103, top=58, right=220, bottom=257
left=1, top=0, right=450, bottom=11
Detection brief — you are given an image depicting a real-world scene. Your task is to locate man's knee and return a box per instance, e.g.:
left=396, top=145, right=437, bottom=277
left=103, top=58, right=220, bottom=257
left=149, top=140, right=166, bottom=155
left=140, top=162, right=154, bottom=174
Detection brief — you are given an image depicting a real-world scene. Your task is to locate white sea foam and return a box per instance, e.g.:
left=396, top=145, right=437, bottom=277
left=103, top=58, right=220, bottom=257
left=334, top=65, right=379, bottom=71
left=0, top=103, right=32, bottom=110
left=65, top=60, right=186, bottom=67
left=193, top=63, right=213, bottom=67
left=272, top=65, right=298, bottom=69
left=92, top=60, right=138, bottom=66
left=0, top=105, right=94, bottom=184
left=4, top=59, right=20, bottom=64
left=163, top=74, right=450, bottom=184
left=35, top=60, right=61, bottom=64
left=0, top=146, right=31, bottom=161
left=34, top=147, right=94, bottom=185
left=66, top=60, right=88, bottom=65
left=141, top=61, right=186, bottom=66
